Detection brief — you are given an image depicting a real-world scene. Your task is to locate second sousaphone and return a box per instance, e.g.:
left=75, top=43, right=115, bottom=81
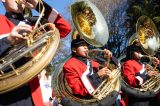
left=136, top=15, right=160, bottom=55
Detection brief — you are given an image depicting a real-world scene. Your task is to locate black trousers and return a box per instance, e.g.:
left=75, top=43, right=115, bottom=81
left=128, top=96, right=158, bottom=106
left=0, top=84, right=34, bottom=106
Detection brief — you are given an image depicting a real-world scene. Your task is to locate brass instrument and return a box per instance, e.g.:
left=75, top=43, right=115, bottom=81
left=141, top=73, right=160, bottom=91
left=87, top=49, right=121, bottom=100
left=16, top=0, right=32, bottom=18
left=0, top=0, right=60, bottom=94
left=92, top=68, right=120, bottom=100
left=138, top=54, right=160, bottom=92
left=52, top=0, right=120, bottom=106
left=121, top=15, right=160, bottom=98
left=129, top=16, right=160, bottom=55
left=16, top=0, right=23, bottom=4
left=71, top=0, right=109, bottom=47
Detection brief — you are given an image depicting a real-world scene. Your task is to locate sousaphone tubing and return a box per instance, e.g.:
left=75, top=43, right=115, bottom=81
left=0, top=1, right=60, bottom=94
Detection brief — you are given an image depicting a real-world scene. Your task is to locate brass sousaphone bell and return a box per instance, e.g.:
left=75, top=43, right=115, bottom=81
left=71, top=0, right=109, bottom=47
left=129, top=15, right=160, bottom=55
left=52, top=0, right=121, bottom=106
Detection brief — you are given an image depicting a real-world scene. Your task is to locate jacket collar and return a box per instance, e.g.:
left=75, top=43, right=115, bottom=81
left=5, top=12, right=25, bottom=25
left=5, top=12, right=24, bottom=20
left=73, top=55, right=88, bottom=65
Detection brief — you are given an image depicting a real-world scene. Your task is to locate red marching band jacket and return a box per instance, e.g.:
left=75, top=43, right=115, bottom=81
left=122, top=59, right=160, bottom=105
left=63, top=57, right=99, bottom=96
left=0, top=15, right=15, bottom=35
left=63, top=57, right=126, bottom=106
left=0, top=3, right=71, bottom=105
left=122, top=59, right=147, bottom=87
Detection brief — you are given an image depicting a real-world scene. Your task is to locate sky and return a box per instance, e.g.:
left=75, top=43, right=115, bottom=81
left=0, top=0, right=73, bottom=19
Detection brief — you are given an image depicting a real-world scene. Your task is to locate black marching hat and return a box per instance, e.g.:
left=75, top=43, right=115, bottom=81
left=126, top=44, right=143, bottom=53
left=71, top=39, right=89, bottom=48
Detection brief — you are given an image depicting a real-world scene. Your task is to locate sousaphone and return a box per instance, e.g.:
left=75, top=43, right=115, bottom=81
left=0, top=0, right=60, bottom=94
left=121, top=15, right=160, bottom=98
left=131, top=15, right=160, bottom=55
left=52, top=0, right=121, bottom=106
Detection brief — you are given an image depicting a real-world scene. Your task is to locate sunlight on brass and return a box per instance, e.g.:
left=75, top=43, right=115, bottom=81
left=0, top=0, right=60, bottom=94
left=136, top=16, right=160, bottom=55
left=71, top=0, right=109, bottom=47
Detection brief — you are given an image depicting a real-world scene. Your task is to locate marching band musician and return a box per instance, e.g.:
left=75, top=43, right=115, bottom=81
left=122, top=41, right=159, bottom=106
left=63, top=38, right=112, bottom=98
left=154, top=51, right=160, bottom=106
left=0, top=15, right=36, bottom=106
left=154, top=51, right=160, bottom=72
left=0, top=0, right=71, bottom=106
left=2, top=0, right=71, bottom=38
left=63, top=37, right=126, bottom=106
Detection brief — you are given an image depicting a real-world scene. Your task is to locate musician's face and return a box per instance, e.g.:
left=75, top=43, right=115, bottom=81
left=2, top=0, right=25, bottom=13
left=133, top=51, right=141, bottom=60
left=72, top=43, right=89, bottom=57
left=143, top=21, right=150, bottom=28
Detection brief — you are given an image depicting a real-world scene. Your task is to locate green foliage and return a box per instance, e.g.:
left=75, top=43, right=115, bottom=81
left=52, top=0, right=160, bottom=61
left=104, top=0, right=160, bottom=57
left=126, top=0, right=160, bottom=39
left=153, top=16, right=160, bottom=23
